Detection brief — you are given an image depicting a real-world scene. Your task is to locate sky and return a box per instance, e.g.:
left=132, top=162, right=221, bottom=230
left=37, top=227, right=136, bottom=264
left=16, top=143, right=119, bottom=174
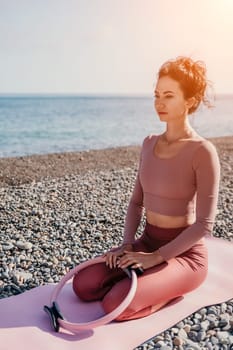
left=1, top=0, right=233, bottom=95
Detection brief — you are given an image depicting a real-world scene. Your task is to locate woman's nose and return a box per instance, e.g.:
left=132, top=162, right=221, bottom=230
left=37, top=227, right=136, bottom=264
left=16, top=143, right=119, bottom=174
left=154, top=99, right=165, bottom=108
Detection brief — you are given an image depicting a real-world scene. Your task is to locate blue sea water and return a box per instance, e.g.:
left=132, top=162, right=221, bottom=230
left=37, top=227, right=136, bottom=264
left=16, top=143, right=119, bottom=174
left=0, top=94, right=232, bottom=158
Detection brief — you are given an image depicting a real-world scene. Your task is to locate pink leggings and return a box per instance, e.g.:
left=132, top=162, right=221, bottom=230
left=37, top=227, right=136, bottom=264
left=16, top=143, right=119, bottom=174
left=72, top=222, right=208, bottom=321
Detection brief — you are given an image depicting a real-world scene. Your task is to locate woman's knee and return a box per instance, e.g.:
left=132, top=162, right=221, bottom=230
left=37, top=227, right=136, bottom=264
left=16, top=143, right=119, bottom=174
left=72, top=270, right=94, bottom=301
left=72, top=265, right=102, bottom=301
left=72, top=263, right=113, bottom=301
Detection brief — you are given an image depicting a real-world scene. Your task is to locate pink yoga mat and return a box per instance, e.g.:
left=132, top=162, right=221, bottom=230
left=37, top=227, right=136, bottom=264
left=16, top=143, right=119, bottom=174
left=0, top=235, right=233, bottom=350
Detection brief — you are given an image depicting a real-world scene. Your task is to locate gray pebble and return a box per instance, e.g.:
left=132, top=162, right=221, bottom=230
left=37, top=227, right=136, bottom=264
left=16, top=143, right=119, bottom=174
left=207, top=307, right=218, bottom=316
left=197, top=330, right=206, bottom=342
left=194, top=312, right=202, bottom=320
left=216, top=330, right=231, bottom=344
left=12, top=271, right=33, bottom=282
left=201, top=319, right=210, bottom=331
left=206, top=342, right=213, bottom=350
left=210, top=335, right=219, bottom=345
left=219, top=313, right=230, bottom=328
left=155, top=340, right=166, bottom=347
left=178, top=328, right=188, bottom=339
left=188, top=330, right=198, bottom=342
left=176, top=321, right=185, bottom=328
left=16, top=241, right=33, bottom=250
left=2, top=242, right=14, bottom=251
left=191, top=324, right=201, bottom=331
left=183, top=338, right=201, bottom=350
left=207, top=314, right=218, bottom=328
left=221, top=303, right=227, bottom=313
left=199, top=307, right=207, bottom=316
left=1, top=271, right=10, bottom=279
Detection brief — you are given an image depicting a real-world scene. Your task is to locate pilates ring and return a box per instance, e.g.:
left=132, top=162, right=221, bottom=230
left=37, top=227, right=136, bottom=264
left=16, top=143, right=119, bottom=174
left=44, top=256, right=143, bottom=332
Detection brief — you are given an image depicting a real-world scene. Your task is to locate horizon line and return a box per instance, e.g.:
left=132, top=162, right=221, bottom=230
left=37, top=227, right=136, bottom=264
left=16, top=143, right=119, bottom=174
left=0, top=92, right=232, bottom=97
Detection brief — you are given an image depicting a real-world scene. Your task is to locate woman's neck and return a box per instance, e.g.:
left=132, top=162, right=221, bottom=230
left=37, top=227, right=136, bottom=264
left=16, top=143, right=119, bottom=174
left=163, top=120, right=195, bottom=144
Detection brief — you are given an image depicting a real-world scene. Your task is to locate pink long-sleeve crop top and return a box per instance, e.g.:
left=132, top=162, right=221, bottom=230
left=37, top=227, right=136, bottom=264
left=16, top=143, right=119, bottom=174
left=123, top=134, right=220, bottom=261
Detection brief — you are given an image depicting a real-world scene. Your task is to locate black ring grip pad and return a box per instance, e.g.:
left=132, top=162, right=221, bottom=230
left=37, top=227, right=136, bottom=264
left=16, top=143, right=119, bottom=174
left=44, top=301, right=64, bottom=332
left=123, top=265, right=144, bottom=279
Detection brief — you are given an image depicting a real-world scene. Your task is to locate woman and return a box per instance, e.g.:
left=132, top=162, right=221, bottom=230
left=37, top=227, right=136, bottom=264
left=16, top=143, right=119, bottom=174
left=73, top=56, right=220, bottom=321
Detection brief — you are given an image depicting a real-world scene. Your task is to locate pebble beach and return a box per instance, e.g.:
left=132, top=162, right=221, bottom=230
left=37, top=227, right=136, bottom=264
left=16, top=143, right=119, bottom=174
left=0, top=136, right=232, bottom=350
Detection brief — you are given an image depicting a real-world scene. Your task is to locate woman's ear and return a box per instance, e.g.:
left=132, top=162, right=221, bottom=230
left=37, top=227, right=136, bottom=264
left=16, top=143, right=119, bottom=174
left=186, top=96, right=196, bottom=110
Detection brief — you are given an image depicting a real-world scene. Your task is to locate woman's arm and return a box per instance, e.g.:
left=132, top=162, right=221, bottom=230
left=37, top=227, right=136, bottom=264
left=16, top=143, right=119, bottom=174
left=158, top=141, right=221, bottom=261
left=105, top=139, right=146, bottom=268
left=122, top=139, right=146, bottom=245
left=122, top=173, right=144, bottom=244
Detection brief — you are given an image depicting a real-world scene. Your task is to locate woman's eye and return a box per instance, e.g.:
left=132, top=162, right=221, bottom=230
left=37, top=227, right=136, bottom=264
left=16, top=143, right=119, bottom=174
left=154, top=95, right=173, bottom=99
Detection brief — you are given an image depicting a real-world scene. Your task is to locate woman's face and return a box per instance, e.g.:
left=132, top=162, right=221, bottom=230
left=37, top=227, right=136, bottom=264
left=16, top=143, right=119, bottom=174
left=154, top=75, right=191, bottom=122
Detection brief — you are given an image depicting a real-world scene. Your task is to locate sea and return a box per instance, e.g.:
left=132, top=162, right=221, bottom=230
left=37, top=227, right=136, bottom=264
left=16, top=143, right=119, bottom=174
left=0, top=94, right=232, bottom=158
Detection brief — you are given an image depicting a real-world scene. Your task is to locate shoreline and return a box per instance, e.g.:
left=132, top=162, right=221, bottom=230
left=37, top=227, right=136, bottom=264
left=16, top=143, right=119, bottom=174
left=0, top=135, right=232, bottom=187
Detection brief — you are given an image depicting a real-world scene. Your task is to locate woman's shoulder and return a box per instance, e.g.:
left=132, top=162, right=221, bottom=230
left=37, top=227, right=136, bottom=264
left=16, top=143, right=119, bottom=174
left=193, top=137, right=218, bottom=155
left=142, top=133, right=158, bottom=147
left=192, top=137, right=220, bottom=167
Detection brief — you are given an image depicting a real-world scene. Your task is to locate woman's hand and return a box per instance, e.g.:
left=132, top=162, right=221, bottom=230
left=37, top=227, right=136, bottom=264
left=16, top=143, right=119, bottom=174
left=104, top=244, right=133, bottom=269
left=117, top=250, right=165, bottom=270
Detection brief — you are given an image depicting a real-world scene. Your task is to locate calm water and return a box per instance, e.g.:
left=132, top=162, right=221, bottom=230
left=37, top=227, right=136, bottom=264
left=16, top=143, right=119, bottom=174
left=0, top=94, right=232, bottom=158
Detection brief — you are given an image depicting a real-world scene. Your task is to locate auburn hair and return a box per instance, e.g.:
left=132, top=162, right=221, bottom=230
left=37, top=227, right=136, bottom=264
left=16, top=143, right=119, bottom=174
left=157, top=56, right=214, bottom=114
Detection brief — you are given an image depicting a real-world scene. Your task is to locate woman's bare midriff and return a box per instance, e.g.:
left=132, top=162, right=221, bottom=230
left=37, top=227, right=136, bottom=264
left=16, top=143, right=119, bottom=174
left=146, top=209, right=195, bottom=228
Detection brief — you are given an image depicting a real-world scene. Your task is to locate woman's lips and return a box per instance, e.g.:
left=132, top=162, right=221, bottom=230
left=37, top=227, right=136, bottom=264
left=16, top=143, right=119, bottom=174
left=158, top=112, right=167, bottom=115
